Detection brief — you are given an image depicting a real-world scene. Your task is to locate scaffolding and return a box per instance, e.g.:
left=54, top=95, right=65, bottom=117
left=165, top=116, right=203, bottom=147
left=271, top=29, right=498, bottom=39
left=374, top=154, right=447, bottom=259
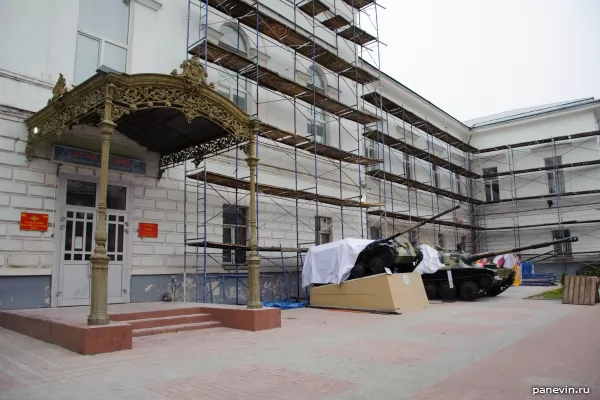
left=177, top=0, right=385, bottom=304
left=360, top=83, right=600, bottom=275
left=162, top=0, right=599, bottom=305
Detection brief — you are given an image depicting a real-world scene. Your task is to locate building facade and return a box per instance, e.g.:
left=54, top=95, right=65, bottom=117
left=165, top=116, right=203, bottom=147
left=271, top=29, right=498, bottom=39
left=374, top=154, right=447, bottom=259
left=0, top=0, right=598, bottom=310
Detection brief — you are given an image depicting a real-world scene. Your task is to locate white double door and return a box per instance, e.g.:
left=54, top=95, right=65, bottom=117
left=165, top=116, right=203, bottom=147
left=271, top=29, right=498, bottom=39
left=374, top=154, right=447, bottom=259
left=55, top=175, right=131, bottom=307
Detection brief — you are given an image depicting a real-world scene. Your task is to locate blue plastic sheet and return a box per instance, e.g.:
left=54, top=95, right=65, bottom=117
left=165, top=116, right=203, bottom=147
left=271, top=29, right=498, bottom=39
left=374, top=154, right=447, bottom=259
left=262, top=300, right=308, bottom=309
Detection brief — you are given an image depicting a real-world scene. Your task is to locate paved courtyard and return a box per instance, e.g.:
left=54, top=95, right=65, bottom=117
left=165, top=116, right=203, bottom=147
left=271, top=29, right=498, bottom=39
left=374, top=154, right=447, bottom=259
left=0, top=286, right=598, bottom=400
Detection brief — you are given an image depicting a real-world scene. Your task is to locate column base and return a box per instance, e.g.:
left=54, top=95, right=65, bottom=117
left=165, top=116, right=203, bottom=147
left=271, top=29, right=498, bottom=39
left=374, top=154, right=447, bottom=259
left=87, top=315, right=111, bottom=326
left=88, top=254, right=110, bottom=326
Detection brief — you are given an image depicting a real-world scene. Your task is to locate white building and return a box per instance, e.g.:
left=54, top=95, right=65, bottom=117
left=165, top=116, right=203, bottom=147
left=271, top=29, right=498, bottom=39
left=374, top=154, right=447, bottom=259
left=0, top=0, right=598, bottom=310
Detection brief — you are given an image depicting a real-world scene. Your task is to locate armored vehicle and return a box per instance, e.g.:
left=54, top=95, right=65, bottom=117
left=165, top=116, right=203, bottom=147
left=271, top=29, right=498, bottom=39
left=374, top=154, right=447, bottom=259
left=422, top=236, right=579, bottom=301
left=349, top=205, right=461, bottom=279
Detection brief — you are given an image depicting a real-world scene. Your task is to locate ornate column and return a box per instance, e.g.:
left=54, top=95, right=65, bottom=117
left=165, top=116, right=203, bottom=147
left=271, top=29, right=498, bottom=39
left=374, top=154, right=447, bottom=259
left=88, top=83, right=117, bottom=325
left=246, top=120, right=262, bottom=309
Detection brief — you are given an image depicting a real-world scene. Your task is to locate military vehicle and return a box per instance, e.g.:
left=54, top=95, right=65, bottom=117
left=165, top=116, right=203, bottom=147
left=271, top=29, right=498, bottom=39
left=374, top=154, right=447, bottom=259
left=422, top=236, right=580, bottom=301
left=349, top=205, right=461, bottom=279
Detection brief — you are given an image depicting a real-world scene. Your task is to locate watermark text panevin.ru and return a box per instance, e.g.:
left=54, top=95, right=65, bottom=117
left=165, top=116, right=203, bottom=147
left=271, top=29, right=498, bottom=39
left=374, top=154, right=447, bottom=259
left=532, top=386, right=591, bottom=396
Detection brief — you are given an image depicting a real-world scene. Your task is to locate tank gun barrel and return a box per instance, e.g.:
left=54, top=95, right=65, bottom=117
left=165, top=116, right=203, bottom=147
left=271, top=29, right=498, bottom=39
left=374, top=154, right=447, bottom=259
left=382, top=205, right=460, bottom=242
left=466, top=236, right=578, bottom=263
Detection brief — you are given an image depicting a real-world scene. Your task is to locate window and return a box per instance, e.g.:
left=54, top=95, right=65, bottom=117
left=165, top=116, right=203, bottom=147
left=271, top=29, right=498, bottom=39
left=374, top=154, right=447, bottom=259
left=223, top=205, right=247, bottom=264
left=552, top=229, right=572, bottom=259
left=404, top=155, right=412, bottom=179
left=218, top=83, right=248, bottom=112
left=216, top=24, right=249, bottom=112
left=432, top=165, right=439, bottom=188
left=315, top=216, right=332, bottom=245
left=308, top=107, right=326, bottom=144
left=408, top=230, right=418, bottom=246
left=482, top=167, right=500, bottom=201
left=437, top=233, right=445, bottom=249
left=545, top=156, right=565, bottom=194
left=66, top=179, right=97, bottom=207
left=218, top=24, right=248, bottom=55
left=364, top=138, right=378, bottom=171
left=455, top=174, right=462, bottom=195
left=460, top=235, right=467, bottom=251
left=74, top=0, right=131, bottom=84
left=369, top=225, right=381, bottom=240
left=307, top=66, right=325, bottom=94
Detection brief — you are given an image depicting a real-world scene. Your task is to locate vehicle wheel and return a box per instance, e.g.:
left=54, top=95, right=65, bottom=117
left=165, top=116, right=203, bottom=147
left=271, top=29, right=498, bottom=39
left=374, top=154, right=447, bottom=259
left=351, top=260, right=366, bottom=279
left=424, top=282, right=438, bottom=300
left=369, top=247, right=394, bottom=274
left=459, top=280, right=479, bottom=301
left=438, top=282, right=457, bottom=301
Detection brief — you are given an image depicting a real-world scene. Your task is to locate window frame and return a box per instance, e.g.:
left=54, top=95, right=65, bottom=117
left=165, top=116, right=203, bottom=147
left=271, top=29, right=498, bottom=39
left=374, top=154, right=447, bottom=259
left=74, top=0, right=132, bottom=85
left=222, top=205, right=248, bottom=265
left=551, top=229, right=572, bottom=259
left=217, top=83, right=248, bottom=113
left=482, top=166, right=500, bottom=201
left=315, top=216, right=332, bottom=245
left=218, top=23, right=249, bottom=57
left=544, top=156, right=565, bottom=194
left=432, top=164, right=439, bottom=188
left=307, top=107, right=327, bottom=144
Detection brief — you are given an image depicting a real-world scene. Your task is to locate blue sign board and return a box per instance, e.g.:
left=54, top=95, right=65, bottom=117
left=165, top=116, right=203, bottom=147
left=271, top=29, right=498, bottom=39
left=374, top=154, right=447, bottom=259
left=52, top=145, right=146, bottom=175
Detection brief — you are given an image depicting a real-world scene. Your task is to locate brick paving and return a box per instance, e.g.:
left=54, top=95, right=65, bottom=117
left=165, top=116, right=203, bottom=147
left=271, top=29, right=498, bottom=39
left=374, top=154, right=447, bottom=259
left=0, top=286, right=598, bottom=400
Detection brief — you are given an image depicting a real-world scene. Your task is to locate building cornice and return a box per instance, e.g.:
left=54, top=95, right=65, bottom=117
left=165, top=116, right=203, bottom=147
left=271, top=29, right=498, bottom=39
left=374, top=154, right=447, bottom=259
left=469, top=102, right=600, bottom=133
left=0, top=104, right=34, bottom=122
left=0, top=68, right=54, bottom=90
left=135, top=0, right=162, bottom=11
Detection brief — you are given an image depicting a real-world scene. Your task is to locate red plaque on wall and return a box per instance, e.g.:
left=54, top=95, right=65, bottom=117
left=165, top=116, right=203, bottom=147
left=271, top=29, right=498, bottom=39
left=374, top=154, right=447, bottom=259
left=20, top=212, right=49, bottom=231
left=138, top=222, right=159, bottom=238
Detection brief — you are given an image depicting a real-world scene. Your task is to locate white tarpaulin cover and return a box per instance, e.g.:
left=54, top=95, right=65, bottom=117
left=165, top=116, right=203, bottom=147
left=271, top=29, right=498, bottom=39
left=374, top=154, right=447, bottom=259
left=414, top=244, right=445, bottom=275
left=301, top=238, right=375, bottom=287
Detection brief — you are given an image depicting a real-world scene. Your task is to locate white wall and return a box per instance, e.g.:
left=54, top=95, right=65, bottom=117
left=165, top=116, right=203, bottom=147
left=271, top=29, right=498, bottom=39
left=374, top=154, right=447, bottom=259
left=0, top=0, right=598, bottom=280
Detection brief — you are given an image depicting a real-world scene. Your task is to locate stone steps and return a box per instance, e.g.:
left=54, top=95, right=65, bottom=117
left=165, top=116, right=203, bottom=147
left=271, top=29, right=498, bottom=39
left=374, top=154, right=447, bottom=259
left=128, top=313, right=214, bottom=330
left=132, top=320, right=223, bottom=337
left=108, top=307, right=223, bottom=337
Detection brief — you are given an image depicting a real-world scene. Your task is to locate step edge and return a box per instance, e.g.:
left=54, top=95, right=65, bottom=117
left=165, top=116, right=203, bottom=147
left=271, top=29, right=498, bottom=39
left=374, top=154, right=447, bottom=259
left=124, top=313, right=213, bottom=324
left=133, top=321, right=222, bottom=334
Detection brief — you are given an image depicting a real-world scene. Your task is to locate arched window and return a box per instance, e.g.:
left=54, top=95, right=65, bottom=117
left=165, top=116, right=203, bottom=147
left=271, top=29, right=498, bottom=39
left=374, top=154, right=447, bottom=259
left=307, top=66, right=325, bottom=91
left=219, top=24, right=248, bottom=55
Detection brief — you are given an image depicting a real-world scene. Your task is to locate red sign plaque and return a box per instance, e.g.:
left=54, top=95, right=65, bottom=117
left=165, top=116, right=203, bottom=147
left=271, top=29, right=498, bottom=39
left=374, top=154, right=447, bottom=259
left=138, top=222, right=159, bottom=238
left=20, top=212, right=49, bottom=231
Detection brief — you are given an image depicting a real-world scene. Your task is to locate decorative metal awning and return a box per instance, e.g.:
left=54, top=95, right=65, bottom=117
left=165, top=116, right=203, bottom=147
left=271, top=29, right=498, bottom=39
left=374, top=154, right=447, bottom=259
left=24, top=57, right=255, bottom=172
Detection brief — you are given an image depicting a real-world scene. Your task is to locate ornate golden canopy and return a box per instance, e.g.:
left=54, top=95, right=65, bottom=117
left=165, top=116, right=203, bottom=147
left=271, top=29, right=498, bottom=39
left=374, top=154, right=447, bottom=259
left=25, top=56, right=256, bottom=171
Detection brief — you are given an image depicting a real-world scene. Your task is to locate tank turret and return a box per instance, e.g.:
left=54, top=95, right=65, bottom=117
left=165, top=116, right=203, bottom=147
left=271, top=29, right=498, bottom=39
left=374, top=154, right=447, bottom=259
left=440, top=236, right=579, bottom=268
left=350, top=205, right=461, bottom=279
left=422, top=236, right=579, bottom=301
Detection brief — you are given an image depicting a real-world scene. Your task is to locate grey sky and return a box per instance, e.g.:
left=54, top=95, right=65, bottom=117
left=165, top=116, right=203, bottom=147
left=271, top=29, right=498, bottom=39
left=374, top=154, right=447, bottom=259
left=369, top=0, right=600, bottom=122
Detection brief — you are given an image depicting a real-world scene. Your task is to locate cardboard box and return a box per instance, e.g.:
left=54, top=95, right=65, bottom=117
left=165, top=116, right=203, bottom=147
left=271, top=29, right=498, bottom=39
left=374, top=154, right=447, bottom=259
left=309, top=272, right=429, bottom=314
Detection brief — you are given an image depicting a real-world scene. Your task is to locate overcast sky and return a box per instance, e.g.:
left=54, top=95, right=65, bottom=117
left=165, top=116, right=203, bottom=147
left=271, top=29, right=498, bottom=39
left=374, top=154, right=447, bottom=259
left=366, top=0, right=600, bottom=122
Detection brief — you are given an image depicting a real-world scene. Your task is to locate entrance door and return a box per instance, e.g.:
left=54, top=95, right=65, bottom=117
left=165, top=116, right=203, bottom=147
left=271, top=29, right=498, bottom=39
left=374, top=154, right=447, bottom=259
left=56, top=177, right=131, bottom=306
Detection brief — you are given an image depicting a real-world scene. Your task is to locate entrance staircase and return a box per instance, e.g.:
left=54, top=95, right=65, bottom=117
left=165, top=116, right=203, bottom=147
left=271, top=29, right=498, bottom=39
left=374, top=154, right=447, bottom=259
left=110, top=307, right=222, bottom=337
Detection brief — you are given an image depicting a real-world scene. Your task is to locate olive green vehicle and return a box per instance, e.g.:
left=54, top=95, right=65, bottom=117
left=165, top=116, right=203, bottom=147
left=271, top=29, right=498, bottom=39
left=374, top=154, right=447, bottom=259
left=423, top=236, right=579, bottom=301
left=349, top=205, right=461, bottom=280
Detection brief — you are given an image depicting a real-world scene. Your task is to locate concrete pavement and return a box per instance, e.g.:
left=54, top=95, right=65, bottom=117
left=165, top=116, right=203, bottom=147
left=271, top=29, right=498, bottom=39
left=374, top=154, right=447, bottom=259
left=0, top=286, right=598, bottom=400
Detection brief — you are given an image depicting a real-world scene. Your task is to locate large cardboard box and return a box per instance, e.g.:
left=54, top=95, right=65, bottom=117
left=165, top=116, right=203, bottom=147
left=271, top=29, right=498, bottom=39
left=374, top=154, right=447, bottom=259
left=309, top=272, right=429, bottom=314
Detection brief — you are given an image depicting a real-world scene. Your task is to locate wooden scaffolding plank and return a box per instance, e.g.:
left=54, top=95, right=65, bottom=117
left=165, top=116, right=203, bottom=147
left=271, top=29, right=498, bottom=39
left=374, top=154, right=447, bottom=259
left=258, top=123, right=382, bottom=165
left=187, top=170, right=381, bottom=208
left=363, top=130, right=480, bottom=179
left=189, top=40, right=380, bottom=125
